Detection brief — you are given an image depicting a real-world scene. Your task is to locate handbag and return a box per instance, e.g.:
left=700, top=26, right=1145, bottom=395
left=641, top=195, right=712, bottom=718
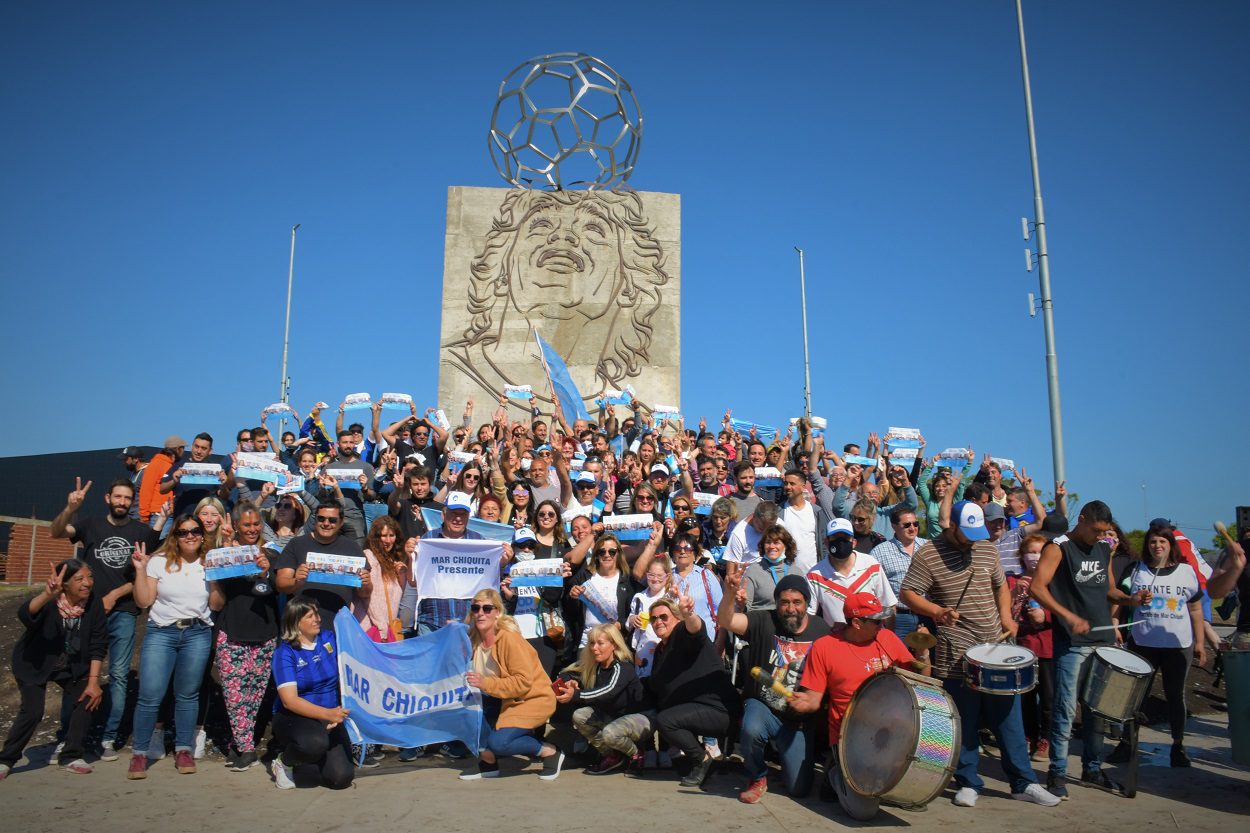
left=385, top=582, right=403, bottom=642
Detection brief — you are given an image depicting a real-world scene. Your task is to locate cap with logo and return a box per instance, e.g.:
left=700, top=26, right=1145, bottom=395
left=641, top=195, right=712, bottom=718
left=575, top=470, right=598, bottom=485
left=951, top=500, right=990, bottom=541
left=843, top=591, right=886, bottom=620
left=118, top=446, right=144, bottom=460
left=444, top=491, right=473, bottom=512
left=513, top=527, right=537, bottom=545
left=825, top=517, right=854, bottom=539
left=650, top=463, right=671, bottom=477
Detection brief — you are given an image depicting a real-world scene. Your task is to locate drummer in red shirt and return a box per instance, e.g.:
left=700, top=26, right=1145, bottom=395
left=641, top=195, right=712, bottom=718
left=791, top=591, right=913, bottom=820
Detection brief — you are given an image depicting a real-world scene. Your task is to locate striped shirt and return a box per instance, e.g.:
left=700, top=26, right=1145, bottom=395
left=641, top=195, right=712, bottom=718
left=901, top=538, right=1005, bottom=680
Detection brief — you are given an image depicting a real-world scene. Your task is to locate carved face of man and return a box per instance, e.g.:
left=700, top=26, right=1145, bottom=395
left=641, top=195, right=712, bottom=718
left=509, top=198, right=619, bottom=321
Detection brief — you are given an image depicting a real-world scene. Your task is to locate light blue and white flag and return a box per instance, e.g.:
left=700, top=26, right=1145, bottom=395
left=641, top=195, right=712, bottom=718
left=504, top=384, right=534, bottom=401
left=535, top=331, right=591, bottom=426
left=730, top=418, right=778, bottom=443
left=343, top=392, right=372, bottom=411
left=334, top=611, right=482, bottom=753
left=420, top=508, right=516, bottom=543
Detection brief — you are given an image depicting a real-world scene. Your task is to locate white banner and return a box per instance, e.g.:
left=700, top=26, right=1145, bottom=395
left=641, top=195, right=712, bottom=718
left=415, top=538, right=502, bottom=600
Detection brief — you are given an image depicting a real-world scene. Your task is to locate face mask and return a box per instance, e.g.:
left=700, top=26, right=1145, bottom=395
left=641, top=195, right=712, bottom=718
left=763, top=549, right=785, bottom=565
left=829, top=538, right=854, bottom=559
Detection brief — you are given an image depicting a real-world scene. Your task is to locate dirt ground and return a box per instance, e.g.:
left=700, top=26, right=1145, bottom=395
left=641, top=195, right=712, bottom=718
left=1, top=584, right=1247, bottom=832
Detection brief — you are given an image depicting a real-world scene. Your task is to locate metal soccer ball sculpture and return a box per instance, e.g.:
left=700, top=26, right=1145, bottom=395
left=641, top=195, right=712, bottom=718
left=489, top=53, right=642, bottom=191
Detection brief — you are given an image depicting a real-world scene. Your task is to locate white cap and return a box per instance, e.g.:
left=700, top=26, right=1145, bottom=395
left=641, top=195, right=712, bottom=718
left=445, top=491, right=473, bottom=512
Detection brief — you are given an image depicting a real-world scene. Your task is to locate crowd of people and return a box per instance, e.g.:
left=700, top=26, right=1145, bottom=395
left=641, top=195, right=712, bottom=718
left=2, top=393, right=1246, bottom=816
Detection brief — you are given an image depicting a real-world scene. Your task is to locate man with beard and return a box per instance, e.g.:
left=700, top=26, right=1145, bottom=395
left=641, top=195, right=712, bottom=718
left=718, top=569, right=828, bottom=803
left=274, top=501, right=372, bottom=627
left=806, top=518, right=896, bottom=627
left=50, top=477, right=159, bottom=762
left=323, top=430, right=377, bottom=545
left=791, top=592, right=915, bottom=820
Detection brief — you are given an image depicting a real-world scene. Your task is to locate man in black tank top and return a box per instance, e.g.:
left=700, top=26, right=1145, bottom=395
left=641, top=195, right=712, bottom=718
left=1030, top=500, right=1151, bottom=799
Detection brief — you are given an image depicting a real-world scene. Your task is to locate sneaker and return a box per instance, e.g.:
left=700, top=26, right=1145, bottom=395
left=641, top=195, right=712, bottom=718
left=587, top=752, right=626, bottom=775
left=1013, top=783, right=1061, bottom=806
left=367, top=745, right=386, bottom=762
left=175, top=750, right=196, bottom=774
left=625, top=753, right=645, bottom=776
left=1046, top=773, right=1069, bottom=801
left=1031, top=739, right=1050, bottom=762
left=64, top=758, right=93, bottom=775
left=1079, top=768, right=1124, bottom=796
left=147, top=729, right=166, bottom=761
left=538, top=750, right=565, bottom=781
left=398, top=747, right=422, bottom=763
left=99, top=741, right=120, bottom=762
left=351, top=745, right=380, bottom=768
left=229, top=750, right=259, bottom=772
left=439, top=742, right=470, bottom=759
left=679, top=754, right=713, bottom=788
left=193, top=728, right=207, bottom=760
left=126, top=754, right=147, bottom=780
left=0, top=763, right=9, bottom=781
left=458, top=761, right=500, bottom=780
left=739, top=777, right=768, bottom=804
left=272, top=756, right=296, bottom=790
left=1171, top=744, right=1191, bottom=768
left=953, top=787, right=979, bottom=807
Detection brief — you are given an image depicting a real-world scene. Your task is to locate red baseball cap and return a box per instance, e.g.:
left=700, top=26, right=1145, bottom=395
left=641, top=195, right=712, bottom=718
left=843, top=591, right=886, bottom=621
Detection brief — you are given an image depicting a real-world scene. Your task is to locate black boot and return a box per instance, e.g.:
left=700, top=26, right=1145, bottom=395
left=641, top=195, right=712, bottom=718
left=1170, top=744, right=1191, bottom=768
left=679, top=753, right=713, bottom=787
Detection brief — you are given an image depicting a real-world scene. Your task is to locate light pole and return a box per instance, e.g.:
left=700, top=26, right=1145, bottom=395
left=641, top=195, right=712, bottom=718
left=794, top=246, right=812, bottom=424
left=279, top=224, right=300, bottom=433
left=1016, top=0, right=1065, bottom=485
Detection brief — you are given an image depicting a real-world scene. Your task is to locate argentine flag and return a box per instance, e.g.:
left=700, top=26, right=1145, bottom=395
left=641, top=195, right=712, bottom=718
left=333, top=610, right=482, bottom=753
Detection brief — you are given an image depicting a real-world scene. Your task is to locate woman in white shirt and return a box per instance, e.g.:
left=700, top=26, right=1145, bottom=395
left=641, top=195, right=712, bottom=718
left=1116, top=526, right=1205, bottom=767
left=126, top=514, right=217, bottom=780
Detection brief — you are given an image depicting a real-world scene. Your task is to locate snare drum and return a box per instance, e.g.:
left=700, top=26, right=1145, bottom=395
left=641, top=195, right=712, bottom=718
left=839, top=667, right=959, bottom=808
left=963, top=642, right=1039, bottom=695
left=1080, top=646, right=1154, bottom=724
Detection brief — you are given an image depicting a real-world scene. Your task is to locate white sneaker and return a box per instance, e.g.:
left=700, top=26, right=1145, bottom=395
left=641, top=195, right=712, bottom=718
left=148, top=729, right=166, bottom=760
left=1013, top=782, right=1061, bottom=807
left=99, top=741, right=120, bottom=762
left=272, top=757, right=296, bottom=790
left=64, top=759, right=93, bottom=775
left=193, top=728, right=207, bottom=760
left=0, top=763, right=11, bottom=781
left=953, top=787, right=979, bottom=807
left=54, top=742, right=65, bottom=757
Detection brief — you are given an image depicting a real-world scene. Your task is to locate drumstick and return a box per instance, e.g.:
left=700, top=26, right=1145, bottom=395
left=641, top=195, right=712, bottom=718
left=1215, top=521, right=1238, bottom=549
left=953, top=566, right=977, bottom=610
left=1087, top=621, right=1134, bottom=633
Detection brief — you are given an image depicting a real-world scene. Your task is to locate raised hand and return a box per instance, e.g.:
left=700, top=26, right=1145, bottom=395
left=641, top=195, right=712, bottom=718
left=45, top=564, right=68, bottom=598
left=1017, top=468, right=1034, bottom=491
left=131, top=542, right=150, bottom=571
left=723, top=561, right=744, bottom=593
left=677, top=591, right=695, bottom=620
left=67, top=477, right=92, bottom=511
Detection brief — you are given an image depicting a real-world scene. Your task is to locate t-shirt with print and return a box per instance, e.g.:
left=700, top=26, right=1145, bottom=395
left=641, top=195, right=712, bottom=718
left=275, top=532, right=366, bottom=625
left=144, top=556, right=212, bottom=626
left=799, top=629, right=914, bottom=744
left=1121, top=562, right=1202, bottom=649
left=272, top=631, right=339, bottom=713
left=900, top=538, right=1005, bottom=680
left=743, top=610, right=830, bottom=721
left=70, top=516, right=159, bottom=615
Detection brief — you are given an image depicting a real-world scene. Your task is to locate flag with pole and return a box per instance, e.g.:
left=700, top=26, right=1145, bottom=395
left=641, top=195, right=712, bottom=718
left=533, top=329, right=591, bottom=426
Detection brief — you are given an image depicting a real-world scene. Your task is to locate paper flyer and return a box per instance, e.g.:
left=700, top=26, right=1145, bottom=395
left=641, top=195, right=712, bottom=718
left=306, top=552, right=367, bottom=587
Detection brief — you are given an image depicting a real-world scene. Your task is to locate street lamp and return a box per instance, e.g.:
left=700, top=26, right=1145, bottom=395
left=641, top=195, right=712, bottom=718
left=795, top=246, right=812, bottom=424
left=279, top=223, right=300, bottom=434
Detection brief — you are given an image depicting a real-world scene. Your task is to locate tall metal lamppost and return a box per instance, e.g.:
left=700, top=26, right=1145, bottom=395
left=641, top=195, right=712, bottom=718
left=279, top=223, right=300, bottom=434
left=795, top=246, right=813, bottom=424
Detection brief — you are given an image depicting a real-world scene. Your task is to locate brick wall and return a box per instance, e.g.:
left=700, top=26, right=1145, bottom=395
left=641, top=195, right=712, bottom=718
left=0, top=523, right=76, bottom=583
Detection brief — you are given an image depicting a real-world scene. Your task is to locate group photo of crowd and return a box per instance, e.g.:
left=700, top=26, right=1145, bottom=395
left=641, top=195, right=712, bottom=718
left=2, top=393, right=1246, bottom=818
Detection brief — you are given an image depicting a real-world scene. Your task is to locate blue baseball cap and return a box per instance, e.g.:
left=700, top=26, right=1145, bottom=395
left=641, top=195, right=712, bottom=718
left=951, top=500, right=990, bottom=541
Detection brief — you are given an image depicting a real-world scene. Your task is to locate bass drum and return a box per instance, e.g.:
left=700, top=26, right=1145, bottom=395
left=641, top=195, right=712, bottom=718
left=839, top=667, right=960, bottom=808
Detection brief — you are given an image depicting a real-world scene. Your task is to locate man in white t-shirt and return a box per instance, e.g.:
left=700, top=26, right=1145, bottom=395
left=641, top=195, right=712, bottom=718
left=807, top=518, right=897, bottom=626
left=723, top=501, right=781, bottom=566
left=780, top=469, right=826, bottom=573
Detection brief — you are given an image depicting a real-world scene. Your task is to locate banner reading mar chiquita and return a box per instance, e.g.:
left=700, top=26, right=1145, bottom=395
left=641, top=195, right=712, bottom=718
left=333, top=610, right=482, bottom=752
left=414, top=537, right=503, bottom=599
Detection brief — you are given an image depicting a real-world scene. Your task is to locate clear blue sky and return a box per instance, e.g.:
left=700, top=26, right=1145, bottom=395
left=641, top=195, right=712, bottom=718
left=3, top=1, right=1247, bottom=542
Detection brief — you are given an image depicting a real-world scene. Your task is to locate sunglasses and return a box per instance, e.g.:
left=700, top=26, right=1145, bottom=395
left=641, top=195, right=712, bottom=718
left=175, top=528, right=203, bottom=538
left=315, top=516, right=340, bottom=524
left=898, top=521, right=920, bottom=529
left=636, top=496, right=655, bottom=503
left=651, top=613, right=674, bottom=623
left=463, top=474, right=480, bottom=481
left=851, top=516, right=871, bottom=523
left=413, top=432, right=429, bottom=437
left=672, top=505, right=691, bottom=512
left=672, top=544, right=694, bottom=552
left=470, top=604, right=496, bottom=613
left=596, top=547, right=620, bottom=556
left=537, top=511, right=557, bottom=519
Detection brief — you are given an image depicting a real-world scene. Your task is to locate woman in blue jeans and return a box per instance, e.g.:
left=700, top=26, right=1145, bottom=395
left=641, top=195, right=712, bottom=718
left=126, top=514, right=215, bottom=780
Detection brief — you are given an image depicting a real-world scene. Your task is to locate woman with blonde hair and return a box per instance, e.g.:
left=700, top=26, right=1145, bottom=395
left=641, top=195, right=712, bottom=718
left=555, top=624, right=648, bottom=775
left=194, top=496, right=230, bottom=550
left=461, top=588, right=563, bottom=781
